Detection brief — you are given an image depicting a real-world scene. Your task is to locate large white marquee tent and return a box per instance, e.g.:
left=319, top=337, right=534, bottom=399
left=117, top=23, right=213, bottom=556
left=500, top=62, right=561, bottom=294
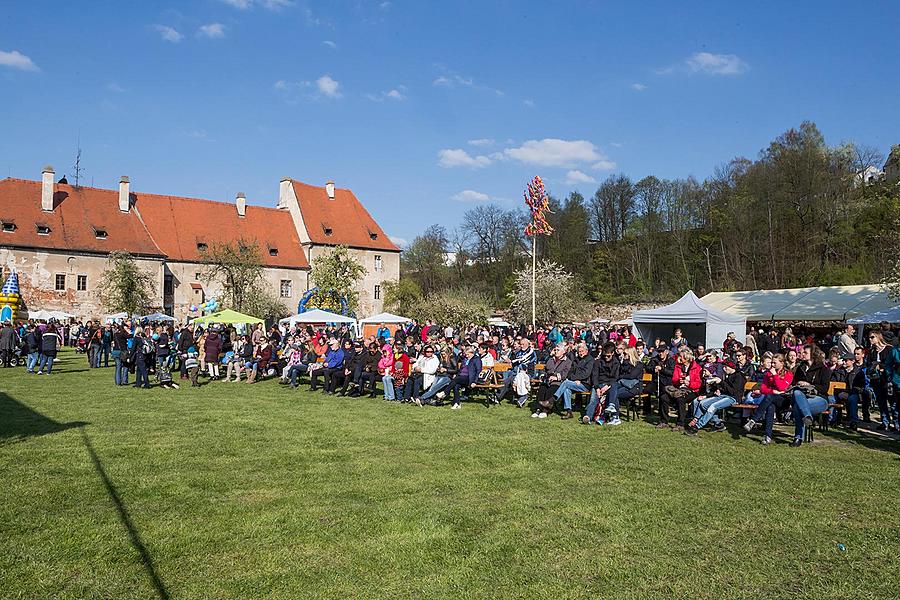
left=632, top=291, right=746, bottom=349
left=700, top=285, right=896, bottom=322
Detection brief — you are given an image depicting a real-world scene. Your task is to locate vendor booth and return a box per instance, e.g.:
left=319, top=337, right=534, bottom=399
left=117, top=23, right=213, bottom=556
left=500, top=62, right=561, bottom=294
left=358, top=312, right=411, bottom=340
left=632, top=290, right=746, bottom=349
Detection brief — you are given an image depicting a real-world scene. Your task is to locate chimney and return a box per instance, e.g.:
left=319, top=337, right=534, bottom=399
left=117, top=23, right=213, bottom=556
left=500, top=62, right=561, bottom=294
left=236, top=192, right=246, bottom=217
left=118, top=176, right=130, bottom=212
left=278, top=177, right=292, bottom=209
left=325, top=180, right=335, bottom=200
left=41, top=165, right=55, bottom=211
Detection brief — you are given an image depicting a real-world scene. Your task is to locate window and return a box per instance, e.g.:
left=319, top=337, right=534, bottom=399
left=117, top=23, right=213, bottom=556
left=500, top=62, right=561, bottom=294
left=374, top=255, right=383, bottom=272
left=269, top=247, right=279, bottom=256
left=197, top=242, right=208, bottom=252
left=194, top=272, right=201, bottom=281
left=280, top=279, right=293, bottom=298
left=2, top=222, right=16, bottom=233
left=76, top=275, right=87, bottom=291
left=55, top=274, right=66, bottom=291
left=36, top=224, right=51, bottom=235
left=94, top=228, right=108, bottom=239
left=368, top=229, right=378, bottom=241
left=322, top=224, right=333, bottom=236
left=374, top=284, right=381, bottom=300
left=164, top=274, right=174, bottom=296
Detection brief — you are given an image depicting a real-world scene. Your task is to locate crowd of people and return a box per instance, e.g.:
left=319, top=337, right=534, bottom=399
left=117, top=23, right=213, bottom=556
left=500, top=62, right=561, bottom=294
left=2, top=316, right=898, bottom=447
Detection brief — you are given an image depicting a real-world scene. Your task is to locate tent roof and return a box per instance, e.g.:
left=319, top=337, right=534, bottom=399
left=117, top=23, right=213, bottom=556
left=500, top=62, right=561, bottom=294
left=847, top=304, right=900, bottom=324
left=633, top=290, right=743, bottom=325
left=701, top=285, right=896, bottom=321
left=359, top=312, right=411, bottom=324
left=279, top=308, right=357, bottom=325
left=193, top=309, right=263, bottom=325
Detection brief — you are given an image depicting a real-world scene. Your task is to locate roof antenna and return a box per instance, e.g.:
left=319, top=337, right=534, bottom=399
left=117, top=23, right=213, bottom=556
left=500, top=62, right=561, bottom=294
left=72, top=133, right=84, bottom=188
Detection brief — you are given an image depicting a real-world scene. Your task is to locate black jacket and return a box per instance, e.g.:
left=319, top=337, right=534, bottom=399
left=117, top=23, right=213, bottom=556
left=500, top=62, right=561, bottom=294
left=567, top=354, right=594, bottom=384
left=177, top=328, right=194, bottom=353
left=649, top=354, right=676, bottom=382
left=793, top=361, right=831, bottom=397
left=592, top=356, right=621, bottom=388
left=718, top=370, right=747, bottom=399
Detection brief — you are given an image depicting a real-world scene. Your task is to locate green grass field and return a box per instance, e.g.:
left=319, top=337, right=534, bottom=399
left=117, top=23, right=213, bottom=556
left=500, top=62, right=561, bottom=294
left=1, top=348, right=898, bottom=599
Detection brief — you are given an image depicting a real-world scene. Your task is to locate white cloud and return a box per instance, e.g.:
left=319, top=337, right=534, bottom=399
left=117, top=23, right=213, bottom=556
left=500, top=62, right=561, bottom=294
left=504, top=139, right=604, bottom=168
left=379, top=1, right=393, bottom=10
left=468, top=138, right=494, bottom=147
left=523, top=99, right=535, bottom=108
left=0, top=49, right=39, bottom=72
left=686, top=52, right=748, bottom=76
left=106, top=82, right=126, bottom=93
left=220, top=0, right=293, bottom=9
left=438, top=149, right=492, bottom=169
left=389, top=235, right=408, bottom=248
left=198, top=23, right=226, bottom=39
left=592, top=160, right=617, bottom=171
left=631, top=83, right=648, bottom=91
left=322, top=40, right=337, bottom=49
left=367, top=86, right=406, bottom=101
left=452, top=190, right=490, bottom=203
left=153, top=25, right=183, bottom=42
left=433, top=74, right=472, bottom=88
left=316, top=74, right=341, bottom=98
left=565, top=170, right=597, bottom=185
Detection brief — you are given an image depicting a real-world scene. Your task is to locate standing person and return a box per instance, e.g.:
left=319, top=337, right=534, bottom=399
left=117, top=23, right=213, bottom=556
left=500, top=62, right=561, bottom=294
left=251, top=323, right=265, bottom=346
left=177, top=323, right=194, bottom=380
left=155, top=327, right=170, bottom=370
left=99, top=325, right=112, bottom=368
left=87, top=321, right=102, bottom=368
left=868, top=331, right=897, bottom=431
left=38, top=323, right=63, bottom=374
left=204, top=328, right=223, bottom=380
left=112, top=325, right=131, bottom=385
left=24, top=324, right=41, bottom=373
left=837, top=324, right=858, bottom=358
left=743, top=353, right=794, bottom=445
left=0, top=320, right=19, bottom=367
left=130, top=331, right=151, bottom=389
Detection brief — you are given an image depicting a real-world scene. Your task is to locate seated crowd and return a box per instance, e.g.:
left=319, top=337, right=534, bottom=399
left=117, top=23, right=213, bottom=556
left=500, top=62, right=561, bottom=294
left=3, top=317, right=898, bottom=446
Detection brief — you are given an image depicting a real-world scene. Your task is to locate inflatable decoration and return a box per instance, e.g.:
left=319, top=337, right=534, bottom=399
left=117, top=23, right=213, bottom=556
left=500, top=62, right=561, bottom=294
left=297, top=286, right=354, bottom=317
left=0, top=270, right=26, bottom=323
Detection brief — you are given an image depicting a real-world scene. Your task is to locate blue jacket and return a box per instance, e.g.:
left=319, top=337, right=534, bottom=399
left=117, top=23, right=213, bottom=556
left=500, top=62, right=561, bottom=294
left=461, top=354, right=482, bottom=386
left=324, top=348, right=344, bottom=368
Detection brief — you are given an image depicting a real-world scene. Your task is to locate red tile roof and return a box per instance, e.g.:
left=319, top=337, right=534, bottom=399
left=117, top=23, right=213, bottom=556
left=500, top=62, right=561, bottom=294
left=290, top=180, right=399, bottom=252
left=133, top=192, right=309, bottom=269
left=0, top=178, right=165, bottom=257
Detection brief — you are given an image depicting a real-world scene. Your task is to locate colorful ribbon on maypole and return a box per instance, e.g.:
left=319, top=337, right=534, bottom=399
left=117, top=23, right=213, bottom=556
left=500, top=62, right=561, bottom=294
left=524, top=175, right=554, bottom=236
left=523, top=176, right=552, bottom=328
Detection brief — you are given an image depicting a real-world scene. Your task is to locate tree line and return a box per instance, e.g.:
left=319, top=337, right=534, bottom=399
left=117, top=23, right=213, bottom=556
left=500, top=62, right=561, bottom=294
left=394, top=121, right=900, bottom=315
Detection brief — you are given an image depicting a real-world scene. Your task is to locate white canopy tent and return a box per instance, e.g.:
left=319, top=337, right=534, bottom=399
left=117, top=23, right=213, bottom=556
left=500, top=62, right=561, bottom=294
left=104, top=312, right=130, bottom=323
left=488, top=316, right=513, bottom=328
left=589, top=317, right=611, bottom=324
left=633, top=290, right=746, bottom=349
left=28, top=309, right=54, bottom=321
left=279, top=309, right=357, bottom=328
left=701, top=285, right=895, bottom=322
left=847, top=305, right=900, bottom=325
left=359, top=312, right=411, bottom=325
left=49, top=310, right=75, bottom=320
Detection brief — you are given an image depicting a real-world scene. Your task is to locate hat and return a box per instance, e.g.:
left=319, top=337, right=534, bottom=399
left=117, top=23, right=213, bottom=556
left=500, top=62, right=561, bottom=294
left=842, top=354, right=855, bottom=361
left=723, top=359, right=736, bottom=370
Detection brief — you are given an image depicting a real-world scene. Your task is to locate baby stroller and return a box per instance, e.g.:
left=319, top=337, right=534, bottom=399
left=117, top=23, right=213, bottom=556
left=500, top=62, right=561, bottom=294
left=76, top=331, right=89, bottom=353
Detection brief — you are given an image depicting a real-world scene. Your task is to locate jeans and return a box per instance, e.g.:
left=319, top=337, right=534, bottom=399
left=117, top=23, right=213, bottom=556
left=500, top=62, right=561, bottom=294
left=27, top=351, right=40, bottom=372
left=791, top=390, right=828, bottom=439
left=382, top=374, right=396, bottom=400
left=100, top=343, right=111, bottom=367
left=844, top=392, right=859, bottom=425
left=693, top=395, right=737, bottom=429
left=134, top=363, right=150, bottom=388
left=448, top=374, right=471, bottom=405
left=38, top=354, right=55, bottom=373
left=113, top=352, right=129, bottom=385
left=420, top=375, right=451, bottom=401
left=875, top=383, right=898, bottom=428
left=751, top=393, right=787, bottom=438
left=554, top=380, right=589, bottom=410
left=288, top=364, right=306, bottom=386
left=584, top=386, right=610, bottom=422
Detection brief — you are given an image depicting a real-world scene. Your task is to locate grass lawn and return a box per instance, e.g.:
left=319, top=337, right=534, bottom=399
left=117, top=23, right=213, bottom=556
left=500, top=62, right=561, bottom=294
left=1, top=348, right=899, bottom=599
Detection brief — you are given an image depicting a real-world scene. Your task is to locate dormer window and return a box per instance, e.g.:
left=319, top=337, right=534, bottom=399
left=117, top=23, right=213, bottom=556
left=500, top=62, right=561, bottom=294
left=1, top=221, right=16, bottom=233
left=36, top=224, right=51, bottom=235
left=269, top=247, right=279, bottom=256
left=197, top=242, right=208, bottom=252
left=322, top=224, right=333, bottom=236
left=94, top=228, right=108, bottom=239
left=368, top=229, right=378, bottom=241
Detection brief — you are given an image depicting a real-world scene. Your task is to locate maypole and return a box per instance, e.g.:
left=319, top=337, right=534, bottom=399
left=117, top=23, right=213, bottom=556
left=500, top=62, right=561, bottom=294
left=524, top=176, right=553, bottom=329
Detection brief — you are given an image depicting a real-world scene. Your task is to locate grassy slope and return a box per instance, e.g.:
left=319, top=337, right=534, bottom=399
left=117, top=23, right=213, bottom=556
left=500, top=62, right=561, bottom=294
left=1, top=349, right=898, bottom=600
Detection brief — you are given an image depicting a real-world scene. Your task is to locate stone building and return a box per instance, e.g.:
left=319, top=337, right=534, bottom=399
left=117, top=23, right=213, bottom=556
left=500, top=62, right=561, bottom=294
left=0, top=167, right=399, bottom=321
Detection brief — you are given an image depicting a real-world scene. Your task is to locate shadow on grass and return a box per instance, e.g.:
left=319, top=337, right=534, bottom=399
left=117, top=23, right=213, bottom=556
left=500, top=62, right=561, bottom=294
left=80, top=428, right=171, bottom=600
left=0, top=392, right=89, bottom=443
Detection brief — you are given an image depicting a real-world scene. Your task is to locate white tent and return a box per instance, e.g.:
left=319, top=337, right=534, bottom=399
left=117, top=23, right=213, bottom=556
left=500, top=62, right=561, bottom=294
left=49, top=310, right=75, bottom=320
left=701, top=285, right=895, bottom=322
left=589, top=317, right=611, bottom=324
left=847, top=305, right=900, bottom=325
left=279, top=308, right=357, bottom=327
left=359, top=312, right=411, bottom=325
left=28, top=309, right=54, bottom=321
left=488, top=316, right=513, bottom=328
left=632, top=290, right=746, bottom=349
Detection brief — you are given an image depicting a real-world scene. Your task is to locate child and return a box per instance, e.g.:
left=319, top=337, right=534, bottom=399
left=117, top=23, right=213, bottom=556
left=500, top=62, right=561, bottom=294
left=185, top=348, right=200, bottom=387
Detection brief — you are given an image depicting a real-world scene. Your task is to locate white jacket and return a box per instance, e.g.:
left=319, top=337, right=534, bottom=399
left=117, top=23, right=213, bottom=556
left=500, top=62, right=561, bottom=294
left=414, top=354, right=440, bottom=389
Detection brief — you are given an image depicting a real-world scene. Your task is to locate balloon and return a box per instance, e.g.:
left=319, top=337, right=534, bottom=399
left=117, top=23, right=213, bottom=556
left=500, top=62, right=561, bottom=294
left=189, top=305, right=198, bottom=312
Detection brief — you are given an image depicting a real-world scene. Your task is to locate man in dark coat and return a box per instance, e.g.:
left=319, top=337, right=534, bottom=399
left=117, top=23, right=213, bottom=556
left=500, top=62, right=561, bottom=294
left=0, top=320, right=19, bottom=367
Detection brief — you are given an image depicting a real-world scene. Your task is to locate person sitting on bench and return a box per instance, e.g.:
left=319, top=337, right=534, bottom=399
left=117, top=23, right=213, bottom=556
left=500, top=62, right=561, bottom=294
left=686, top=358, right=746, bottom=435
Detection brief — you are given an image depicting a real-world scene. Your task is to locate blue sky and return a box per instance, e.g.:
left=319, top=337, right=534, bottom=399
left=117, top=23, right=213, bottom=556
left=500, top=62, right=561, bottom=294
left=2, top=1, right=898, bottom=247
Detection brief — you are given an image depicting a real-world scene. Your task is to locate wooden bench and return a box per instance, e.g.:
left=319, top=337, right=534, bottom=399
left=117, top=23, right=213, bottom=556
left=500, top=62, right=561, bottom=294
left=625, top=373, right=654, bottom=421
left=471, top=363, right=510, bottom=401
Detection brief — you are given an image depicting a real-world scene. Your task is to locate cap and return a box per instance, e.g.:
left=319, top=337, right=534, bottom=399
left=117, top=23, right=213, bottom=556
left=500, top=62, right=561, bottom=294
left=723, top=359, right=736, bottom=369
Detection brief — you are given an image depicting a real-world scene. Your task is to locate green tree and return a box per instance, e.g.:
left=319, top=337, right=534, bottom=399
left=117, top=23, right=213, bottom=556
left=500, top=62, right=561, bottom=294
left=309, top=245, right=366, bottom=314
left=411, top=287, right=490, bottom=325
left=382, top=278, right=422, bottom=315
left=401, top=225, right=449, bottom=295
left=201, top=239, right=265, bottom=313
left=96, top=251, right=158, bottom=315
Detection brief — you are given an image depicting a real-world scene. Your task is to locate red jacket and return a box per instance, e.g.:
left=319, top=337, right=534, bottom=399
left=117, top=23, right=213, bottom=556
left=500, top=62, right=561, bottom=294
left=672, top=360, right=702, bottom=392
left=761, top=369, right=793, bottom=395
